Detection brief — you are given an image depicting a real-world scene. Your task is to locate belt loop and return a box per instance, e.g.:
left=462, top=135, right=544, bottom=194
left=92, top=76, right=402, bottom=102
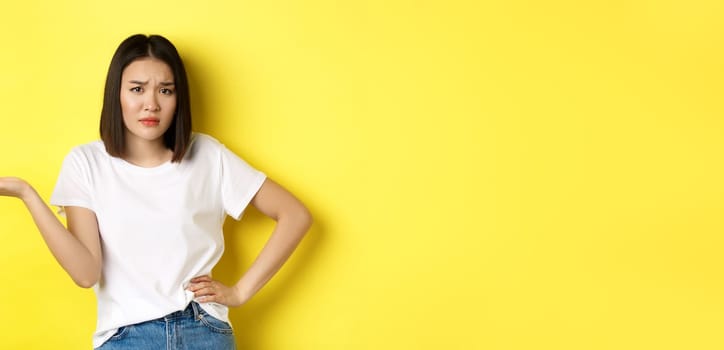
left=190, top=301, right=200, bottom=320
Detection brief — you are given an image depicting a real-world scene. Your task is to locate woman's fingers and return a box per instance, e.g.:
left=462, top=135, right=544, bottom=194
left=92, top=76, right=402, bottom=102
left=192, top=286, right=217, bottom=297
left=190, top=275, right=212, bottom=283
left=187, top=277, right=221, bottom=299
left=187, top=281, right=213, bottom=291
left=185, top=276, right=243, bottom=306
left=196, top=295, right=215, bottom=303
left=192, top=283, right=221, bottom=303
left=0, top=177, right=28, bottom=197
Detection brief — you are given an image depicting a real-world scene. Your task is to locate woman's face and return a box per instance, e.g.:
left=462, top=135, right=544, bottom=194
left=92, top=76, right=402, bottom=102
left=120, top=58, right=177, bottom=145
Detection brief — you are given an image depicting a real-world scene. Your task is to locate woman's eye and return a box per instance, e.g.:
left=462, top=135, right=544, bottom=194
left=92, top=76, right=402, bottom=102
left=160, top=88, right=175, bottom=95
left=130, top=86, right=142, bottom=92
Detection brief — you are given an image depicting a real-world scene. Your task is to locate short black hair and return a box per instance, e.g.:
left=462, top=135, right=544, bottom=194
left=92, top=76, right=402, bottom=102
left=99, top=34, right=192, bottom=163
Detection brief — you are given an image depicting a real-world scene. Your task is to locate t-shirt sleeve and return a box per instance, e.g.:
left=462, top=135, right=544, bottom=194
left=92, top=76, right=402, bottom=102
left=220, top=145, right=267, bottom=220
left=50, top=149, right=95, bottom=216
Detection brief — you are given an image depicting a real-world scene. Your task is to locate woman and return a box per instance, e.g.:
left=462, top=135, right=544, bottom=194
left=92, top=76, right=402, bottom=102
left=0, top=34, right=312, bottom=349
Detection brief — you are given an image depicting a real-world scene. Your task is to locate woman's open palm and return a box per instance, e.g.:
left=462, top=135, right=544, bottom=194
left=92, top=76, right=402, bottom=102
left=0, top=177, right=30, bottom=198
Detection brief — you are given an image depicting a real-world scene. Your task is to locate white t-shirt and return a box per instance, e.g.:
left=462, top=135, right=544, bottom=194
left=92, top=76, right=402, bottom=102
left=50, top=133, right=266, bottom=348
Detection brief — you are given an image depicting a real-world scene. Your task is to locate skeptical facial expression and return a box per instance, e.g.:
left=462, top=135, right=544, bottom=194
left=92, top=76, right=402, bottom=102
left=120, top=58, right=177, bottom=144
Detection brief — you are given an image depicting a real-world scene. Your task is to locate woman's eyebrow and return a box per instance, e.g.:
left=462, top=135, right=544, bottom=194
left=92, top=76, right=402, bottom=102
left=127, top=80, right=175, bottom=86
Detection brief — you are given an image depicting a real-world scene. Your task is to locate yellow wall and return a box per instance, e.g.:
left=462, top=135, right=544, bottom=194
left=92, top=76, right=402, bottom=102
left=1, top=0, right=723, bottom=348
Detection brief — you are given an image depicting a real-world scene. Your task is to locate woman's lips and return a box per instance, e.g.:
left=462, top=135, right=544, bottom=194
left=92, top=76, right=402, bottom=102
left=139, top=118, right=160, bottom=126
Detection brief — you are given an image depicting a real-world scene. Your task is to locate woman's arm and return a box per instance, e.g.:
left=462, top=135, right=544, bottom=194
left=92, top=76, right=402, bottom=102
left=0, top=177, right=102, bottom=288
left=188, top=178, right=312, bottom=306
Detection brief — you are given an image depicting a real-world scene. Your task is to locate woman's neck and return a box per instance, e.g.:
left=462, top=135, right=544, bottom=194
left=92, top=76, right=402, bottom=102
left=123, top=136, right=173, bottom=168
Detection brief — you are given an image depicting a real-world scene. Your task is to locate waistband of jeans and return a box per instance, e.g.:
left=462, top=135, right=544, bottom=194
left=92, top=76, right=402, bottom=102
left=163, top=302, right=201, bottom=321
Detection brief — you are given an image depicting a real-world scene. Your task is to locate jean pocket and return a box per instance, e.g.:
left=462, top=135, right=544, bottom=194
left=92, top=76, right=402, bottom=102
left=197, top=308, right=233, bottom=334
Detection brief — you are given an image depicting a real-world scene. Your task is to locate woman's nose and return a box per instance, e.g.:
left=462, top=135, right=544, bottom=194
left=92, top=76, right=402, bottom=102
left=144, top=94, right=160, bottom=111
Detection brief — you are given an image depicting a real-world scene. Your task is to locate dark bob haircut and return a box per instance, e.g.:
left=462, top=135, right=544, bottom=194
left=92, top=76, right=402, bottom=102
left=99, top=34, right=191, bottom=163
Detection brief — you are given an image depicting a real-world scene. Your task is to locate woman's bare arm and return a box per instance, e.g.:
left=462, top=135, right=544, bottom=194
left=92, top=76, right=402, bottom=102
left=187, top=178, right=312, bottom=306
left=0, top=177, right=102, bottom=288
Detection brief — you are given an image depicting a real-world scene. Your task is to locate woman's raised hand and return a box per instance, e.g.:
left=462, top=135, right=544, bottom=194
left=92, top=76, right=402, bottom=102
left=0, top=177, right=32, bottom=199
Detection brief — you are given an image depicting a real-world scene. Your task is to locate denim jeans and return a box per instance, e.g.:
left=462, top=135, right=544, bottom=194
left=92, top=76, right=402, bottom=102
left=95, top=302, right=236, bottom=350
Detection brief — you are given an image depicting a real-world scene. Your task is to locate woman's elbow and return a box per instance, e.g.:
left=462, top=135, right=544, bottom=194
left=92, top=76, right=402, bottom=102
left=286, top=204, right=313, bottom=233
left=74, top=277, right=98, bottom=289
left=72, top=269, right=101, bottom=288
left=298, top=206, right=313, bottom=231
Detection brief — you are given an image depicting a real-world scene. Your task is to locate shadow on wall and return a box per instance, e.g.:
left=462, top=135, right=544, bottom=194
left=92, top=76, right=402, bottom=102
left=215, top=205, right=324, bottom=348
left=182, top=52, right=214, bottom=134
left=182, top=44, right=252, bottom=136
left=183, top=47, right=324, bottom=347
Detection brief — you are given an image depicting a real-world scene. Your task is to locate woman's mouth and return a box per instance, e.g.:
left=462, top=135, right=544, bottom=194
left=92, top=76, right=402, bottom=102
left=139, top=117, right=160, bottom=126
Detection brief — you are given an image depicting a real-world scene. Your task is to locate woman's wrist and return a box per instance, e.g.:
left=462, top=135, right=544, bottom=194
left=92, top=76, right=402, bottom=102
left=19, top=182, right=38, bottom=204
left=233, top=282, right=253, bottom=306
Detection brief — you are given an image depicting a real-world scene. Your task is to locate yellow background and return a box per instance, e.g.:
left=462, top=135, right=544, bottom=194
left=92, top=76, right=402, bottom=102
left=1, top=0, right=723, bottom=349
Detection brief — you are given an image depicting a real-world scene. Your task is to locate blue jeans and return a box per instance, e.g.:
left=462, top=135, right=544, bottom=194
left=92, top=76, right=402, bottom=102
left=96, top=302, right=236, bottom=350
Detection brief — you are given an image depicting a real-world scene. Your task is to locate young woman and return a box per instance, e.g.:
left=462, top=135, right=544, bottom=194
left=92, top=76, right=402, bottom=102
left=0, top=34, right=312, bottom=349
